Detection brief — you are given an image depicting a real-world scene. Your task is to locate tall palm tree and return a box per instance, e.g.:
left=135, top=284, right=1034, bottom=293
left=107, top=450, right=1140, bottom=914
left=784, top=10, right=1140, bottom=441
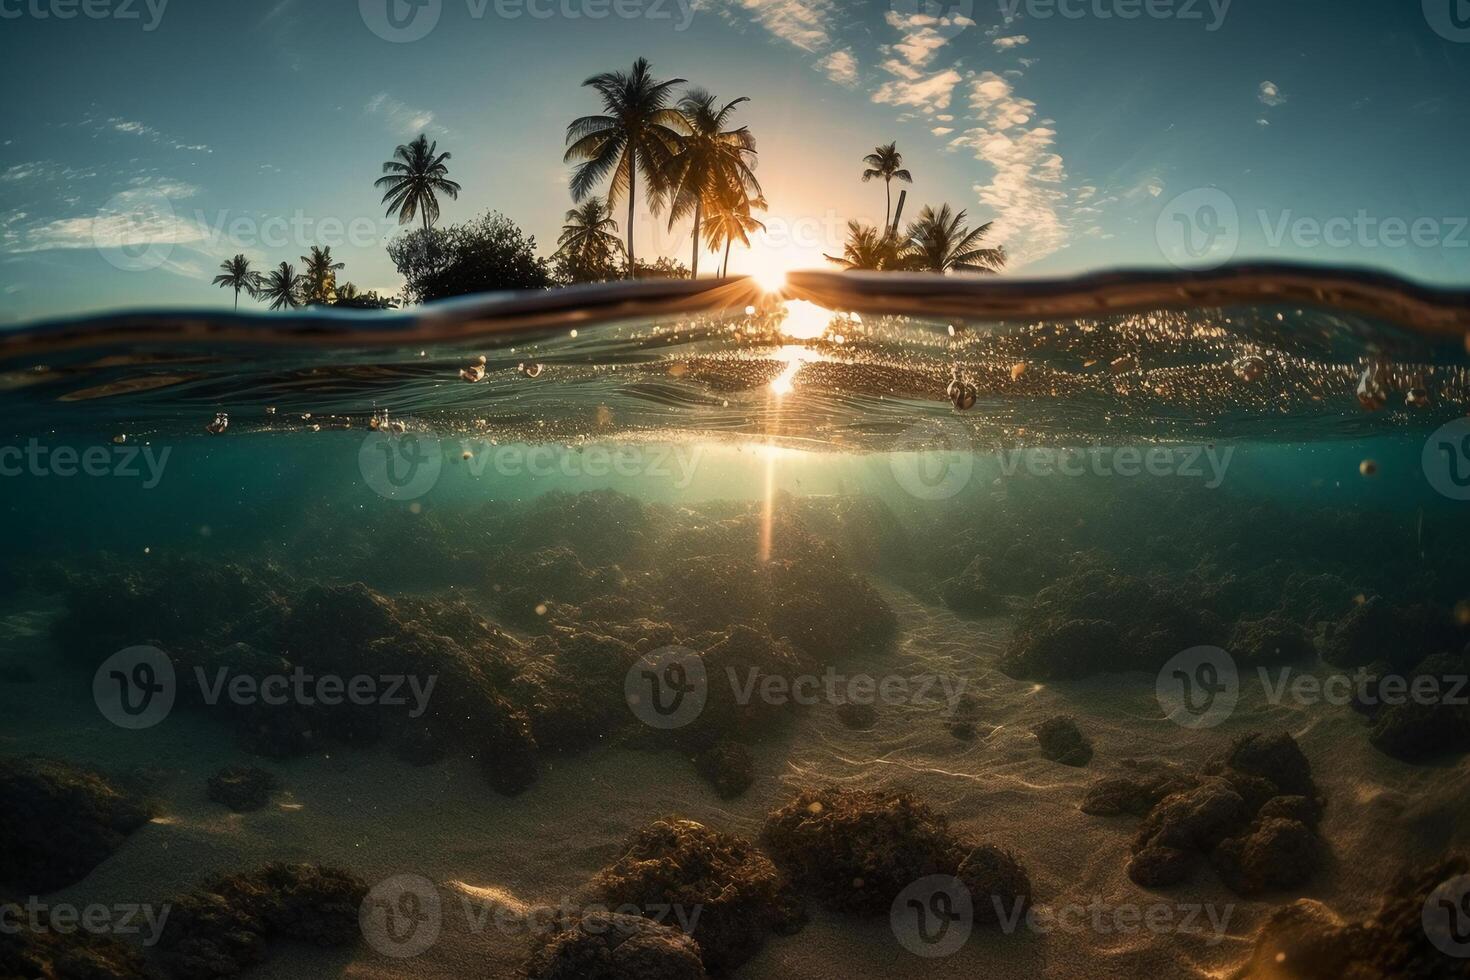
left=662, top=89, right=761, bottom=277
left=825, top=220, right=909, bottom=272
left=300, top=245, right=346, bottom=305
left=862, top=142, right=913, bottom=235
left=212, top=254, right=261, bottom=310
left=904, top=205, right=1006, bottom=274
left=376, top=134, right=462, bottom=231
left=564, top=57, right=686, bottom=278
left=554, top=197, right=624, bottom=276
left=257, top=261, right=306, bottom=310
left=702, top=193, right=766, bottom=277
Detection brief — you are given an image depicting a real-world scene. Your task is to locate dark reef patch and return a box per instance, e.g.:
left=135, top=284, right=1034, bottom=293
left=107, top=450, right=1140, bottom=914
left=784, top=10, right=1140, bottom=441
left=0, top=756, right=151, bottom=893
left=762, top=787, right=1030, bottom=923
left=584, top=819, right=804, bottom=973
left=206, top=765, right=276, bottom=813
left=1031, top=715, right=1093, bottom=766
left=523, top=910, right=708, bottom=980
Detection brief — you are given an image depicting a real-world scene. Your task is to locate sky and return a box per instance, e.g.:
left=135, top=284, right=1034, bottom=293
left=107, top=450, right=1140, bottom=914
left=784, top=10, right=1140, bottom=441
left=0, top=0, right=1468, bottom=324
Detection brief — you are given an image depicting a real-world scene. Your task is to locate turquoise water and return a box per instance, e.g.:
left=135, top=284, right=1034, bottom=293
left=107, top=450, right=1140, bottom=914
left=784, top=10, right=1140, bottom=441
left=2, top=269, right=1470, bottom=979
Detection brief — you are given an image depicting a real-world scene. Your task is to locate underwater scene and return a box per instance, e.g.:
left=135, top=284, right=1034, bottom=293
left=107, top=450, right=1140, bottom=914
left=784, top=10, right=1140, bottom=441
left=2, top=271, right=1470, bottom=979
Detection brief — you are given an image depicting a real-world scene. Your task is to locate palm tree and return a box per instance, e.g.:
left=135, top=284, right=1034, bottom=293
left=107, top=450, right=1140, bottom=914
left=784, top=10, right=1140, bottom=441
left=300, top=245, right=346, bottom=305
left=257, top=261, right=306, bottom=310
left=703, top=193, right=766, bottom=277
left=376, top=134, right=462, bottom=231
left=662, top=89, right=761, bottom=277
left=554, top=197, right=624, bottom=276
left=862, top=142, right=913, bottom=235
left=904, top=205, right=1006, bottom=274
left=564, top=57, right=686, bottom=278
left=825, top=220, right=909, bottom=272
left=212, top=254, right=261, bottom=310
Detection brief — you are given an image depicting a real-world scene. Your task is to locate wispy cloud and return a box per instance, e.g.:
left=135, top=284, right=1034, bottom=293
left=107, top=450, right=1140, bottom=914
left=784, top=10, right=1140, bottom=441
left=104, top=117, right=212, bottom=153
left=1257, top=81, right=1286, bottom=107
left=817, top=49, right=859, bottom=87
left=365, top=93, right=443, bottom=135
left=705, top=0, right=836, bottom=51
left=993, top=35, right=1030, bottom=49
left=873, top=66, right=963, bottom=113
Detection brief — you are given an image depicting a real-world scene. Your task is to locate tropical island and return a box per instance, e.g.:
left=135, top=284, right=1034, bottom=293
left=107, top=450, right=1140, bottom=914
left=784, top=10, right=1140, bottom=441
left=213, top=57, right=1007, bottom=312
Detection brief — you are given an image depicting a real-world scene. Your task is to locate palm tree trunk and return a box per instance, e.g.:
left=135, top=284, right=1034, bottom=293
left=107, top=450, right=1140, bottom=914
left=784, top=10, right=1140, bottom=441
left=885, top=179, right=892, bottom=236
left=690, top=198, right=702, bottom=278
left=234, top=287, right=239, bottom=311
left=626, top=148, right=637, bottom=280
left=723, top=237, right=732, bottom=278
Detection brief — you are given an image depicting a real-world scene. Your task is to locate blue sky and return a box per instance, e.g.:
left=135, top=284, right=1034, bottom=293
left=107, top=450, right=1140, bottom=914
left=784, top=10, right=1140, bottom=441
left=1, top=0, right=1467, bottom=323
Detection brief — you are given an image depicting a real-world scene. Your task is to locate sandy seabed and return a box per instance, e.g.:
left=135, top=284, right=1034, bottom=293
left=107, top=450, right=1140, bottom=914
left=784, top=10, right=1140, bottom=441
left=3, top=585, right=1469, bottom=980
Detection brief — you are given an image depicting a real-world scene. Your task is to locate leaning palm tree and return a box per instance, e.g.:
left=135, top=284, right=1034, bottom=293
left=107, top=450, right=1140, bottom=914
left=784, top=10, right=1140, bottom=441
left=862, top=142, right=913, bottom=235
left=376, top=134, right=462, bottom=231
left=564, top=57, right=686, bottom=278
left=256, top=261, right=306, bottom=310
left=212, top=254, right=261, bottom=310
left=554, top=197, right=624, bottom=275
left=903, top=205, right=1006, bottom=274
left=825, top=220, right=909, bottom=272
left=702, top=193, right=766, bottom=278
left=299, top=245, right=346, bottom=305
left=662, top=88, right=761, bottom=277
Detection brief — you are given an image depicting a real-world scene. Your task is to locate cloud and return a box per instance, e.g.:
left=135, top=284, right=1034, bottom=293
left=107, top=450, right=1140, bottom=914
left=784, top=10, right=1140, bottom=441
left=707, top=0, right=836, bottom=51
left=992, top=35, right=1030, bottom=49
left=365, top=93, right=442, bottom=135
left=0, top=161, right=98, bottom=184
left=1257, top=81, right=1286, bottom=107
left=932, top=126, right=954, bottom=136
left=817, top=49, right=859, bottom=87
left=950, top=71, right=1073, bottom=265
left=105, top=117, right=212, bottom=153
left=873, top=67, right=963, bottom=113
